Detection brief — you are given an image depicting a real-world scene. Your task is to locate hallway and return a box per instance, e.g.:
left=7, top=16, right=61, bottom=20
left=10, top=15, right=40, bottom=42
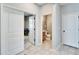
left=18, top=40, right=56, bottom=55
left=1, top=3, right=79, bottom=55
left=18, top=40, right=79, bottom=55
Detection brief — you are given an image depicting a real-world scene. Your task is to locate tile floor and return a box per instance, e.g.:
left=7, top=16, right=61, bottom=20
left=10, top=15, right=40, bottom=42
left=18, top=40, right=79, bottom=55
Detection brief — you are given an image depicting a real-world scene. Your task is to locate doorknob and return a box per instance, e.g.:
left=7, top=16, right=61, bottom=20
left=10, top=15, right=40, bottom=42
left=63, top=30, right=65, bottom=32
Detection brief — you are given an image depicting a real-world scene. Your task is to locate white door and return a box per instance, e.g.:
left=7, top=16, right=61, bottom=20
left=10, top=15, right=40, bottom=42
left=62, top=14, right=79, bottom=48
left=29, top=16, right=35, bottom=45
left=2, top=7, right=24, bottom=54
left=8, top=13, right=24, bottom=54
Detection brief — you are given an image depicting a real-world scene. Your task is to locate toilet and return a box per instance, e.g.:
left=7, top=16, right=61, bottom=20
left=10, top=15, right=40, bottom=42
left=46, top=34, right=51, bottom=40
left=42, top=30, right=51, bottom=41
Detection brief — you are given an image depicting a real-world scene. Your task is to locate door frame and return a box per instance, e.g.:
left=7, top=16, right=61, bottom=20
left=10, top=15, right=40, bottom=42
left=41, top=14, right=52, bottom=46
left=62, top=13, right=79, bottom=48
left=27, top=15, right=36, bottom=45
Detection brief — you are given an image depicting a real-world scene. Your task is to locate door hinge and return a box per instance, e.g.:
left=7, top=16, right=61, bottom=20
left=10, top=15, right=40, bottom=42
left=34, top=38, right=35, bottom=45
left=78, top=16, right=79, bottom=19
left=34, top=17, right=35, bottom=20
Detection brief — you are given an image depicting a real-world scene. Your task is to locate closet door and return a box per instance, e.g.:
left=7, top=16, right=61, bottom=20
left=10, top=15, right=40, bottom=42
left=2, top=7, right=24, bottom=55
left=8, top=12, right=24, bottom=54
left=1, top=8, right=9, bottom=54
left=62, top=14, right=79, bottom=48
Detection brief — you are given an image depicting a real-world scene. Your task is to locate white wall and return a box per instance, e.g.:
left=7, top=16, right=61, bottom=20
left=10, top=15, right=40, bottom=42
left=0, top=4, right=1, bottom=54
left=40, top=4, right=52, bottom=45
left=4, top=3, right=38, bottom=15
left=52, top=4, right=62, bottom=49
left=41, top=4, right=52, bottom=15
left=62, top=4, right=79, bottom=14
left=3, top=3, right=41, bottom=46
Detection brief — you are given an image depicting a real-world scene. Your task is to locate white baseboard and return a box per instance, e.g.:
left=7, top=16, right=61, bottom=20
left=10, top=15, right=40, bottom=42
left=1, top=47, right=24, bottom=55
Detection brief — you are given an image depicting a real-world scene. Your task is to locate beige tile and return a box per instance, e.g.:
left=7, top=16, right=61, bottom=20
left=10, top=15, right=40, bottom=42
left=18, top=40, right=79, bottom=55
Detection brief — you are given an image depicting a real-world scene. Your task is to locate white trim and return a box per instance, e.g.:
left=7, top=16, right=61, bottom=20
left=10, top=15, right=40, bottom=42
left=41, top=14, right=53, bottom=47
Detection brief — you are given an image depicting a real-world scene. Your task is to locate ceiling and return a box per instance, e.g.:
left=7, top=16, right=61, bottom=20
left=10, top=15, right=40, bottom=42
left=35, top=3, right=70, bottom=7
left=35, top=3, right=47, bottom=6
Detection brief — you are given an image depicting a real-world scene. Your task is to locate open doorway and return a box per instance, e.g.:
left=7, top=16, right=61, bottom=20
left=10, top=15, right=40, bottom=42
left=42, top=14, right=52, bottom=48
left=24, top=13, right=36, bottom=49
